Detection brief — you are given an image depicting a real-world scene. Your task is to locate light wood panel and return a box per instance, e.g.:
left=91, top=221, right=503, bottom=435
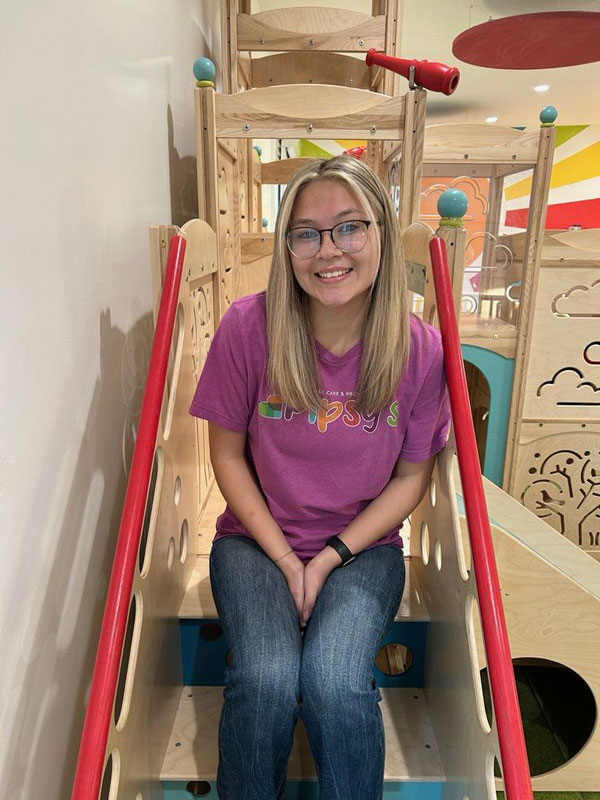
left=512, top=424, right=600, bottom=559
left=216, top=139, right=243, bottom=315
left=458, top=316, right=517, bottom=359
left=240, top=232, right=272, bottom=297
left=503, top=128, right=556, bottom=491
left=100, top=221, right=218, bottom=800
left=261, top=157, right=319, bottom=185
left=161, top=686, right=444, bottom=782
left=237, top=7, right=385, bottom=52
left=251, top=51, right=374, bottom=89
left=213, top=85, right=406, bottom=140
left=551, top=228, right=600, bottom=252
left=520, top=265, right=600, bottom=420
left=411, top=444, right=497, bottom=800
left=424, top=124, right=540, bottom=164
left=489, top=520, right=600, bottom=791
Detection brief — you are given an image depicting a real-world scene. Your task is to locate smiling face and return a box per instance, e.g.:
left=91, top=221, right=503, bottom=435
left=288, top=179, right=380, bottom=316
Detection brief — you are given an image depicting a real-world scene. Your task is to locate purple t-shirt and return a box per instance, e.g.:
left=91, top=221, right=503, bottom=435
left=189, top=291, right=450, bottom=563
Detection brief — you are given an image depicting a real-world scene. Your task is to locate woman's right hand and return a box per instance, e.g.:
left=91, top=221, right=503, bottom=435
left=277, top=552, right=306, bottom=627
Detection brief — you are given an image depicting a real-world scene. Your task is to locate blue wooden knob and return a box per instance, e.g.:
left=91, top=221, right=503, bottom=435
left=437, top=188, right=468, bottom=219
left=193, top=57, right=216, bottom=82
left=539, top=105, right=558, bottom=125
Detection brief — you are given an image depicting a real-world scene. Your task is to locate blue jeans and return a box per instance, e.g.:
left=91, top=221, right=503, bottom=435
left=209, top=535, right=406, bottom=800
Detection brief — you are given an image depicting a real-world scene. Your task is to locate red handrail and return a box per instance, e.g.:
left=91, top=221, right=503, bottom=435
left=429, top=237, right=532, bottom=800
left=71, top=234, right=186, bottom=800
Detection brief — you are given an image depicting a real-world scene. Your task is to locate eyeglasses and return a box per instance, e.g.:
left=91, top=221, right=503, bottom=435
left=286, top=219, right=373, bottom=259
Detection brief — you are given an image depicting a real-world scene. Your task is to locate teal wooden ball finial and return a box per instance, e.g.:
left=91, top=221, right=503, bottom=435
left=539, top=105, right=558, bottom=126
left=193, top=57, right=216, bottom=88
left=437, top=189, right=468, bottom=227
left=253, top=145, right=263, bottom=158
left=262, top=217, right=269, bottom=228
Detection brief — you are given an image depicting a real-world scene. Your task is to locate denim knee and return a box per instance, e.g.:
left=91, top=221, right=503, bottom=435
left=299, top=655, right=377, bottom=711
left=228, top=650, right=301, bottom=706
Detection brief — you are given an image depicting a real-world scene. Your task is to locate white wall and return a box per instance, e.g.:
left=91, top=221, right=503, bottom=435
left=0, top=3, right=220, bottom=798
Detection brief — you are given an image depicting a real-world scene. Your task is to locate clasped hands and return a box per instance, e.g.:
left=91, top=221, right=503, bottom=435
left=278, top=546, right=342, bottom=630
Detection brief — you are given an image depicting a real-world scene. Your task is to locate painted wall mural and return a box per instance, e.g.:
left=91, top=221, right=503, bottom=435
left=503, top=125, right=600, bottom=230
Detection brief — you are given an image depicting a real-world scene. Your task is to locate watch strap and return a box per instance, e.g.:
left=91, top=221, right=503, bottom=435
left=326, top=535, right=356, bottom=566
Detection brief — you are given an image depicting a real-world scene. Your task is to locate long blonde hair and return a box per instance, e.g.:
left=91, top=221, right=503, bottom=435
left=266, top=155, right=409, bottom=415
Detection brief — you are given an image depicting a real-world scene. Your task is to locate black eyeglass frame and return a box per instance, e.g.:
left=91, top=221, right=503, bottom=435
left=286, top=219, right=374, bottom=259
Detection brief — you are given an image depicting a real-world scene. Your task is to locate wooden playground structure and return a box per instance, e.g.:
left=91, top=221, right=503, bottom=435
left=71, top=2, right=600, bottom=800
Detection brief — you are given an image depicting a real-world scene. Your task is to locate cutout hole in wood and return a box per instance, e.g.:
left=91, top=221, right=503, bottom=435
left=481, top=657, right=597, bottom=777
left=163, top=304, right=185, bottom=440
left=180, top=519, right=189, bottom=564
left=167, top=537, right=176, bottom=570
left=420, top=521, right=430, bottom=565
left=429, top=479, right=437, bottom=507
left=98, top=749, right=120, bottom=800
left=114, top=591, right=143, bottom=731
left=139, top=447, right=164, bottom=578
left=186, top=781, right=212, bottom=797
left=465, top=593, right=492, bottom=734
left=200, top=622, right=223, bottom=641
left=375, top=643, right=414, bottom=676
left=434, top=539, right=442, bottom=571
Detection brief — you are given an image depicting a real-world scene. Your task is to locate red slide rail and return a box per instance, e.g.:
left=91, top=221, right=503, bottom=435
left=429, top=237, right=532, bottom=800
left=71, top=234, right=186, bottom=800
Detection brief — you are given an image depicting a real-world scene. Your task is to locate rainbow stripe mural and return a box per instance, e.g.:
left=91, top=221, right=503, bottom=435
left=503, top=125, right=600, bottom=230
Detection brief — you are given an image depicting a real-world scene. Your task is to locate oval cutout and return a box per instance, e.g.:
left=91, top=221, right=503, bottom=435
left=139, top=447, right=164, bottom=577
left=180, top=519, right=189, bottom=564
left=434, top=539, right=442, bottom=571
left=443, top=446, right=471, bottom=581
left=163, top=304, right=185, bottom=440
left=481, top=657, right=597, bottom=777
left=465, top=593, right=492, bottom=733
left=420, top=521, right=430, bottom=565
left=99, top=749, right=120, bottom=800
left=167, top=537, right=176, bottom=570
left=486, top=752, right=500, bottom=800
left=114, top=591, right=143, bottom=731
left=429, top=479, right=437, bottom=507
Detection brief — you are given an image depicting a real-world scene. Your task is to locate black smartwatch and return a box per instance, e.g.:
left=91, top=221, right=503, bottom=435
left=326, top=535, right=356, bottom=567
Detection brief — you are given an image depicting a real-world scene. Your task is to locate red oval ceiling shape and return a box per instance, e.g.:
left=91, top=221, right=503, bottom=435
left=452, top=11, right=600, bottom=69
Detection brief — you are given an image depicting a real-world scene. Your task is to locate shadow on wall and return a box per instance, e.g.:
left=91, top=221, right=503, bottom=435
left=168, top=104, right=198, bottom=228
left=2, top=307, right=153, bottom=800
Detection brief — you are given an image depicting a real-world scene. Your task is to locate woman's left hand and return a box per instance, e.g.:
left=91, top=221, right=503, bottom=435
left=301, top=547, right=341, bottom=627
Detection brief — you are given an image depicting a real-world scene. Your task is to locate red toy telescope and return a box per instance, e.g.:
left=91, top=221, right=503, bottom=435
left=365, top=49, right=460, bottom=95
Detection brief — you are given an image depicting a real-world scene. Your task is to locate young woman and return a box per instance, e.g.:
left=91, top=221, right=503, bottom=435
left=189, top=155, right=450, bottom=800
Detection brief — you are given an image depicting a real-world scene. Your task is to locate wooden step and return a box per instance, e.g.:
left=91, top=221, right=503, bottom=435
left=179, top=553, right=429, bottom=621
left=161, top=686, right=445, bottom=783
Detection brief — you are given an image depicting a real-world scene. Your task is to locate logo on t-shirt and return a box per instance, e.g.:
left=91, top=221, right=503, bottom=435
left=258, top=392, right=400, bottom=433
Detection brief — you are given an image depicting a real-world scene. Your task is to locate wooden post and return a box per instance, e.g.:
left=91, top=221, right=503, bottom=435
left=399, top=88, right=426, bottom=230
left=195, top=87, right=222, bottom=324
left=436, top=226, right=467, bottom=322
left=221, top=0, right=238, bottom=94
left=503, top=124, right=555, bottom=492
left=382, top=0, right=403, bottom=96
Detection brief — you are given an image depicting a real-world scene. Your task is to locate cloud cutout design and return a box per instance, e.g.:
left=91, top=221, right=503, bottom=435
left=465, top=231, right=512, bottom=270
left=552, top=279, right=600, bottom=318
left=584, top=341, right=600, bottom=365
left=537, top=367, right=600, bottom=406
